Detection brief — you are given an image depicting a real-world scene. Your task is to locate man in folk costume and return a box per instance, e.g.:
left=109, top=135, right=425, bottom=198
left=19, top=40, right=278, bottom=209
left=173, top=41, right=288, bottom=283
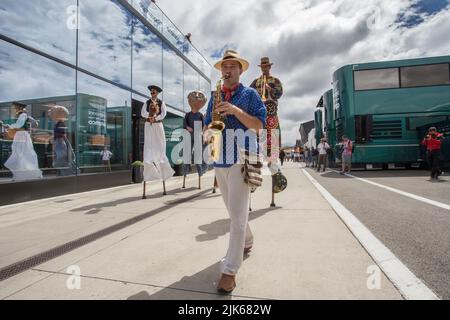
left=0, top=102, right=43, bottom=181
left=250, top=57, right=285, bottom=205
left=250, top=57, right=284, bottom=161
left=205, top=50, right=266, bottom=293
left=141, top=85, right=174, bottom=186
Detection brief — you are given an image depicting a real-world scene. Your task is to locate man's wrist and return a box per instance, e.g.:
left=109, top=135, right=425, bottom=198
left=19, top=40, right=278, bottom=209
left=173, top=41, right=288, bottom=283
left=233, top=105, right=243, bottom=116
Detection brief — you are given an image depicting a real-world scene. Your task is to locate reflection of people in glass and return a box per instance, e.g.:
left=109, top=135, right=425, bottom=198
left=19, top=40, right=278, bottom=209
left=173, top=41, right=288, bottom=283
left=0, top=102, right=43, bottom=181
left=100, top=146, right=113, bottom=172
left=49, top=105, right=76, bottom=176
left=141, top=85, right=175, bottom=182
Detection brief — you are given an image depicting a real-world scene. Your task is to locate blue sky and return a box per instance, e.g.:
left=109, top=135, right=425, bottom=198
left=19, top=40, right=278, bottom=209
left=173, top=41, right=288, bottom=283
left=398, top=0, right=449, bottom=27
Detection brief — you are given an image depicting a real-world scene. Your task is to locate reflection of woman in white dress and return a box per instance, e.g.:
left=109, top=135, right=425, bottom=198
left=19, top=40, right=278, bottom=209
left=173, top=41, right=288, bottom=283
left=141, top=85, right=174, bottom=182
left=1, top=102, right=43, bottom=181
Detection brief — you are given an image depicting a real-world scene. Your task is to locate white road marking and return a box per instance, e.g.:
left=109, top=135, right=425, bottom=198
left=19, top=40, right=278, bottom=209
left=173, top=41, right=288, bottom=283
left=329, top=169, right=450, bottom=211
left=303, top=169, right=440, bottom=300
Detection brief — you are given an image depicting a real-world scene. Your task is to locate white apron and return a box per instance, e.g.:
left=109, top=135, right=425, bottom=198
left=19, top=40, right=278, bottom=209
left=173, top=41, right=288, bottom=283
left=143, top=122, right=174, bottom=181
left=141, top=100, right=174, bottom=182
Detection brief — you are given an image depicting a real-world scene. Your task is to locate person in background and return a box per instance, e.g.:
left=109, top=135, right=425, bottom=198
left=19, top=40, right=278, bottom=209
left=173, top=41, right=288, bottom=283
left=279, top=149, right=286, bottom=166
left=311, top=147, right=318, bottom=168
left=340, top=135, right=353, bottom=174
left=422, top=127, right=444, bottom=181
left=183, top=91, right=207, bottom=188
left=141, top=85, right=175, bottom=183
left=317, top=138, right=330, bottom=172
left=100, top=146, right=113, bottom=172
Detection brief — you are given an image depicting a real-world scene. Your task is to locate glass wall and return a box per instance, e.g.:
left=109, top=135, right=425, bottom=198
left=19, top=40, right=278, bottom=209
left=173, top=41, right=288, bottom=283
left=0, top=0, right=78, bottom=64
left=163, top=43, right=183, bottom=110
left=0, top=40, right=77, bottom=180
left=78, top=0, right=132, bottom=87
left=132, top=18, right=162, bottom=96
left=200, top=77, right=212, bottom=112
left=77, top=72, right=131, bottom=173
left=0, top=0, right=210, bottom=183
left=183, top=62, right=200, bottom=112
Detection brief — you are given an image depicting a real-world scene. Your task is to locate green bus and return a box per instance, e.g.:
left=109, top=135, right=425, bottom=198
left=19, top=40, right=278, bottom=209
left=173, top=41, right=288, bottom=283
left=324, top=55, right=450, bottom=169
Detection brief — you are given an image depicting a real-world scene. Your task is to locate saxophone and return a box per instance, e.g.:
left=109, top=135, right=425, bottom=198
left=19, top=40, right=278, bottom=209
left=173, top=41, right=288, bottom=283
left=207, top=77, right=227, bottom=162
left=260, top=75, right=268, bottom=103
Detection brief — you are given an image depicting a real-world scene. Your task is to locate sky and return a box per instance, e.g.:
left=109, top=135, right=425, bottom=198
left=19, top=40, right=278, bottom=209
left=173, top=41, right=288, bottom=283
left=156, top=0, right=450, bottom=147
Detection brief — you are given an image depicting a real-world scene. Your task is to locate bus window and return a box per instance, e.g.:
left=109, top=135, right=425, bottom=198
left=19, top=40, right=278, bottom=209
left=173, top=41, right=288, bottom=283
left=401, top=64, right=450, bottom=88
left=354, top=68, right=400, bottom=91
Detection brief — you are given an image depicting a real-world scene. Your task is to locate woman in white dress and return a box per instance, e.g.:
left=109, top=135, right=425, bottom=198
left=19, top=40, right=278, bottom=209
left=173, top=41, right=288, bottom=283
left=141, top=85, right=174, bottom=182
left=1, top=102, right=43, bottom=181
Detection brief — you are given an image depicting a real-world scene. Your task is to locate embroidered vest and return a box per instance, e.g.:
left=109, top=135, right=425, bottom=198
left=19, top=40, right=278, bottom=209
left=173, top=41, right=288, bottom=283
left=146, top=99, right=162, bottom=117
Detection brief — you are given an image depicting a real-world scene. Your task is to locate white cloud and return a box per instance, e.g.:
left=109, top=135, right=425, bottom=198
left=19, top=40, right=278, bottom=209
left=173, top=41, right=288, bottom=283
left=156, top=0, right=450, bottom=146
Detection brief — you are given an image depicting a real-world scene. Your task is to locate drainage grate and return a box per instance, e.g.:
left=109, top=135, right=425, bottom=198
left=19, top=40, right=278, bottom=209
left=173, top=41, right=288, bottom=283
left=0, top=190, right=210, bottom=282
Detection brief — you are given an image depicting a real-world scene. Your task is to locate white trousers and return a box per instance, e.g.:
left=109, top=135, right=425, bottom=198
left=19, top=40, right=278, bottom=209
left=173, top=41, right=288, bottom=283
left=216, top=164, right=254, bottom=276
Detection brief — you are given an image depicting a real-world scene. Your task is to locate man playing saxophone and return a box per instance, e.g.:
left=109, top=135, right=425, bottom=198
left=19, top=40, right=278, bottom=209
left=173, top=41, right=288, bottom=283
left=204, top=50, right=266, bottom=294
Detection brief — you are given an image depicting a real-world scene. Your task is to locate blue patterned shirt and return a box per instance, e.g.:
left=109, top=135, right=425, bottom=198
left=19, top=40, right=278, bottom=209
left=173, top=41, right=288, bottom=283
left=205, top=84, right=267, bottom=168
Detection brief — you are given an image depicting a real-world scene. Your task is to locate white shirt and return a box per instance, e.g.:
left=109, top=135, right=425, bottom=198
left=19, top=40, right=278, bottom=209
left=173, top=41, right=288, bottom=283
left=8, top=113, right=28, bottom=129
left=101, top=150, right=113, bottom=161
left=317, top=143, right=330, bottom=155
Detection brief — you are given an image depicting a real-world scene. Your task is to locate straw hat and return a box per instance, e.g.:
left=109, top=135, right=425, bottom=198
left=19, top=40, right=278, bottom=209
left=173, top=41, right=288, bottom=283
left=214, top=50, right=249, bottom=72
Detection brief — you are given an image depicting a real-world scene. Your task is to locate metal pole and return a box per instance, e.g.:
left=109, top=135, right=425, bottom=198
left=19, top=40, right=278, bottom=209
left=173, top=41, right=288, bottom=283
left=142, top=181, right=147, bottom=199
left=270, top=175, right=276, bottom=207
left=212, top=176, right=217, bottom=194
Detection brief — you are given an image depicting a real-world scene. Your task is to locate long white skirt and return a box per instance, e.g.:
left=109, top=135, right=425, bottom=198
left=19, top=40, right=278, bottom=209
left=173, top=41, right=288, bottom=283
left=143, top=122, right=174, bottom=182
left=5, top=131, right=43, bottom=181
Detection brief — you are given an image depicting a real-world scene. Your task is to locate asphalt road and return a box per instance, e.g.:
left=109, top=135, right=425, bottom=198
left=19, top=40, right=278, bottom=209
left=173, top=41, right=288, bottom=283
left=306, top=167, right=450, bottom=299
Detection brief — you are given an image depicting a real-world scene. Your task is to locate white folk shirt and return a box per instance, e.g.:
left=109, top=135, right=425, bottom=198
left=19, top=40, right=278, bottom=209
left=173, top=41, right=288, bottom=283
left=317, top=143, right=330, bottom=155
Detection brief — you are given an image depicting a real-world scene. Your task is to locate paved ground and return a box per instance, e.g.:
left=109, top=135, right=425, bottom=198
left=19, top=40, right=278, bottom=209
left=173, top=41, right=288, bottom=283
left=0, top=164, right=405, bottom=300
left=306, top=166, right=450, bottom=299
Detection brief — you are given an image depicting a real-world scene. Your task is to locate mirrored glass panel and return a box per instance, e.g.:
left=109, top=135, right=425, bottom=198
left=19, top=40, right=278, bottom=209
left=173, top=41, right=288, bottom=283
left=163, top=44, right=183, bottom=110
left=77, top=72, right=131, bottom=173
left=132, top=18, right=162, bottom=96
left=183, top=62, right=199, bottom=112
left=78, top=0, right=132, bottom=86
left=0, top=41, right=77, bottom=181
left=0, top=0, right=78, bottom=64
left=130, top=0, right=163, bottom=33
